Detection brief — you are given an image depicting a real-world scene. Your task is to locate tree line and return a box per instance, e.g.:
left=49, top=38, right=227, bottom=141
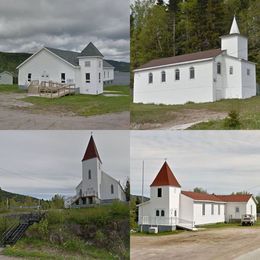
left=130, top=0, right=260, bottom=82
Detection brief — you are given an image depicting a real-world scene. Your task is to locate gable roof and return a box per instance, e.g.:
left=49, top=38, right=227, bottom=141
left=150, top=161, right=181, bottom=187
left=79, top=42, right=103, bottom=57
left=103, top=60, right=114, bottom=68
left=215, top=194, right=254, bottom=203
left=181, top=191, right=224, bottom=202
left=45, top=47, right=79, bottom=66
left=82, top=135, right=101, bottom=162
left=136, top=49, right=223, bottom=70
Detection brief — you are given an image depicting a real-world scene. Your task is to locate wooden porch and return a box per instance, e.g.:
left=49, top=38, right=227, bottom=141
left=27, top=80, right=76, bottom=98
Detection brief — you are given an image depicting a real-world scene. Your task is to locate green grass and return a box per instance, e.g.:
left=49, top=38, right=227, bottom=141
left=199, top=220, right=260, bottom=229
left=0, top=84, right=25, bottom=93
left=3, top=238, right=116, bottom=259
left=131, top=230, right=184, bottom=236
left=131, top=96, right=260, bottom=129
left=22, top=85, right=130, bottom=116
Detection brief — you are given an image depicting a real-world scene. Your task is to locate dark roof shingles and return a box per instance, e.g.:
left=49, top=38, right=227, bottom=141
left=138, top=49, right=223, bottom=70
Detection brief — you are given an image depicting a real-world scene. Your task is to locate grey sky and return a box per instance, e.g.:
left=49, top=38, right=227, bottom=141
left=131, top=131, right=260, bottom=198
left=0, top=0, right=129, bottom=61
left=0, top=131, right=129, bottom=200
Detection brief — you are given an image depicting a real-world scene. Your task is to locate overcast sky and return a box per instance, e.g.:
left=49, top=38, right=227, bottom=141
left=131, top=131, right=260, bottom=198
left=0, top=131, right=129, bottom=200
left=0, top=0, right=129, bottom=61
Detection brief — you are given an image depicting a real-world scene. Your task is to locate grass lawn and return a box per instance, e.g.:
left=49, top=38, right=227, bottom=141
left=0, top=84, right=25, bottom=93
left=0, top=84, right=130, bottom=116
left=131, top=96, right=260, bottom=129
left=2, top=238, right=115, bottom=260
left=199, top=220, right=260, bottom=229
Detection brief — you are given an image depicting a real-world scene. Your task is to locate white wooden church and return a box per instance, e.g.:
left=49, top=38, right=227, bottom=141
left=133, top=16, right=256, bottom=105
left=65, top=135, right=126, bottom=208
left=17, top=42, right=114, bottom=95
left=138, top=162, right=258, bottom=232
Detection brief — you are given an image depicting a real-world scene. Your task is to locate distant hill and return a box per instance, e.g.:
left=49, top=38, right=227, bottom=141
left=0, top=188, right=38, bottom=203
left=0, top=52, right=129, bottom=74
left=131, top=194, right=150, bottom=203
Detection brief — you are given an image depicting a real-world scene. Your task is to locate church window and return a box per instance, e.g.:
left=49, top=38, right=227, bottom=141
left=218, top=204, right=220, bottom=215
left=174, top=210, right=177, bottom=217
left=157, top=188, right=162, bottom=197
left=86, top=73, right=90, bottom=83
left=85, top=61, right=91, bottom=67
left=202, top=203, right=205, bottom=215
left=161, top=71, right=166, bottom=82
left=28, top=73, right=32, bottom=82
left=104, top=71, right=106, bottom=78
left=211, top=204, right=214, bottom=215
left=235, top=207, right=239, bottom=213
left=217, top=62, right=221, bottom=74
left=99, top=61, right=102, bottom=68
left=61, top=73, right=66, bottom=83
left=161, top=210, right=165, bottom=217
left=99, top=73, right=101, bottom=83
left=190, top=67, right=195, bottom=79
left=156, top=210, right=160, bottom=216
left=247, top=69, right=250, bottom=76
left=88, top=170, right=91, bottom=179
left=229, top=66, right=233, bottom=75
left=175, top=69, right=180, bottom=80
left=148, top=73, right=153, bottom=84
left=111, top=184, right=114, bottom=194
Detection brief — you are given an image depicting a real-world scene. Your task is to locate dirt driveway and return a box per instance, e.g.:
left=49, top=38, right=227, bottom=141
left=0, top=93, right=129, bottom=129
left=131, top=228, right=260, bottom=260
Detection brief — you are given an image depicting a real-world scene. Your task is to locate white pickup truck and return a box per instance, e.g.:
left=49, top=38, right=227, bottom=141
left=241, top=214, right=255, bottom=226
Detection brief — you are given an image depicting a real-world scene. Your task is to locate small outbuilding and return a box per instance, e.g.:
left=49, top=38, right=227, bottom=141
left=0, top=71, right=13, bottom=85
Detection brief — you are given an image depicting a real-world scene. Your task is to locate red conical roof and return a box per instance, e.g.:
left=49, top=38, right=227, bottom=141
left=82, top=135, right=101, bottom=162
left=150, top=161, right=181, bottom=187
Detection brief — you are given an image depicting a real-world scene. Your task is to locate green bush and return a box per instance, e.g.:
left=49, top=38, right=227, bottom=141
left=224, top=110, right=241, bottom=129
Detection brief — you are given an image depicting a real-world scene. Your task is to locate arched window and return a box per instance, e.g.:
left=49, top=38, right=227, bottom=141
left=174, top=210, right=177, bottom=217
left=88, top=170, right=91, bottom=179
left=161, top=71, right=166, bottom=82
left=111, top=184, right=114, bottom=194
left=190, top=67, right=195, bottom=79
left=161, top=210, right=165, bottom=217
left=148, top=73, right=153, bottom=84
left=175, top=69, right=180, bottom=80
left=217, top=62, right=221, bottom=74
left=229, top=66, right=233, bottom=75
left=156, top=210, right=160, bottom=216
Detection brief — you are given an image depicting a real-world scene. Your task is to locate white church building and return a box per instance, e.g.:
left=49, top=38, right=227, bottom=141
left=138, top=162, right=258, bottom=232
left=65, top=135, right=126, bottom=208
left=17, top=42, right=114, bottom=95
left=133, top=16, right=256, bottom=105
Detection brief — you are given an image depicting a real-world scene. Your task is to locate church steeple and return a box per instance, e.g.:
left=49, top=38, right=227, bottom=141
left=229, top=16, right=240, bottom=34
left=82, top=135, right=101, bottom=162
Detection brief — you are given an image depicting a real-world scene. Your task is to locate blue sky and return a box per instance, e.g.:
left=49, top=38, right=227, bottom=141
left=131, top=131, right=260, bottom=198
left=0, top=131, right=129, bottom=200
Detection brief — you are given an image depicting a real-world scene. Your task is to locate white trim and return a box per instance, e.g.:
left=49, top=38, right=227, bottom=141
left=133, top=57, right=216, bottom=73
left=78, top=55, right=103, bottom=59
left=16, top=47, right=80, bottom=69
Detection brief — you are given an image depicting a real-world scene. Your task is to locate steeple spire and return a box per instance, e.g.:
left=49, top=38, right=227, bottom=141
left=82, top=135, right=101, bottom=162
left=230, top=16, right=240, bottom=34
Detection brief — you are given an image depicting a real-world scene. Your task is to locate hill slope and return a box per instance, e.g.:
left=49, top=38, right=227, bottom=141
left=0, top=52, right=129, bottom=74
left=0, top=188, right=38, bottom=203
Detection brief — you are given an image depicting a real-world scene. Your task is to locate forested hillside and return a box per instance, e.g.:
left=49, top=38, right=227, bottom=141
left=131, top=0, right=260, bottom=82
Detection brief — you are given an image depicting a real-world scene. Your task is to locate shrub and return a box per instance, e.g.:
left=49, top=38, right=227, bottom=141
left=224, top=110, right=241, bottom=129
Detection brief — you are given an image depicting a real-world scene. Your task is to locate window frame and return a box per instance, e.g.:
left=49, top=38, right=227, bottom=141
left=202, top=203, right=205, bottom=216
left=218, top=204, right=221, bottom=215
left=161, top=210, right=165, bottom=217
left=148, top=72, right=153, bottom=84
left=156, top=210, right=160, bottom=217
left=111, top=184, right=114, bottom=194
left=175, top=69, right=180, bottom=80
left=85, top=73, right=90, bottom=83
left=28, top=73, right=32, bottom=82
left=211, top=203, right=214, bottom=215
left=229, top=66, right=233, bottom=75
left=190, top=67, right=195, bottom=79
left=161, top=71, right=166, bottom=82
left=61, top=73, right=66, bottom=83
left=88, top=170, right=91, bottom=179
left=217, top=62, right=221, bottom=75
left=157, top=188, right=162, bottom=198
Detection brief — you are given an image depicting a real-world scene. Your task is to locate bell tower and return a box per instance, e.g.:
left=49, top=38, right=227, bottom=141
left=220, top=16, right=248, bottom=60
